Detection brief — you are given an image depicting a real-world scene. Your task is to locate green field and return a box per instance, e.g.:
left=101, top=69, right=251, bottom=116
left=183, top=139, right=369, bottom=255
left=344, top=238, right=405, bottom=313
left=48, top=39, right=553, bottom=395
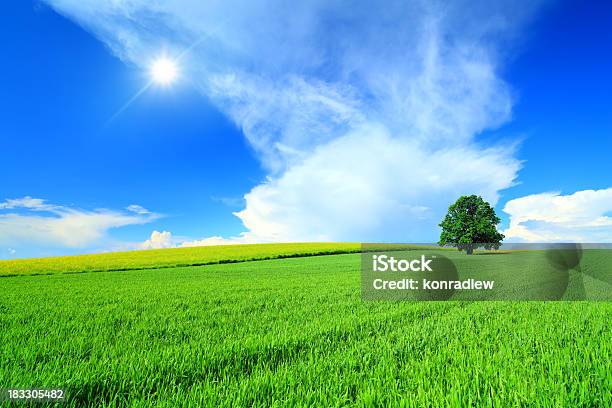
left=1, top=244, right=610, bottom=406
left=0, top=243, right=362, bottom=276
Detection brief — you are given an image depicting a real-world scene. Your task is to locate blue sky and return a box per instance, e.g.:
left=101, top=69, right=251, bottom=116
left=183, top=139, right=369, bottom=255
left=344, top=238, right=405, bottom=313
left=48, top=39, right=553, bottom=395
left=1, top=0, right=611, bottom=258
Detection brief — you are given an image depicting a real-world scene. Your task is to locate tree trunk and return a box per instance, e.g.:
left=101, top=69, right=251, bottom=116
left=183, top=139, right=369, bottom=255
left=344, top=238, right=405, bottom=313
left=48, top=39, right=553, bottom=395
left=466, top=247, right=474, bottom=255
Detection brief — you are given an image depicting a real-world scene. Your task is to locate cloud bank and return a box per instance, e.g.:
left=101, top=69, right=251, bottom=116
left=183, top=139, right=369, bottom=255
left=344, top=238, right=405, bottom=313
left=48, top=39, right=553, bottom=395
left=503, top=188, right=612, bottom=242
left=0, top=196, right=157, bottom=249
left=139, top=230, right=174, bottom=249
left=138, top=230, right=246, bottom=250
left=44, top=0, right=545, bottom=242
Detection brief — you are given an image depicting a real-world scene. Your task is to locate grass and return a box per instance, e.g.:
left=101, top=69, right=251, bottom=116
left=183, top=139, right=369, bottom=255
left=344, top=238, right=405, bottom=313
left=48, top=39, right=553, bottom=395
left=0, top=243, right=440, bottom=277
left=0, top=242, right=362, bottom=276
left=0, top=246, right=610, bottom=406
left=362, top=247, right=612, bottom=301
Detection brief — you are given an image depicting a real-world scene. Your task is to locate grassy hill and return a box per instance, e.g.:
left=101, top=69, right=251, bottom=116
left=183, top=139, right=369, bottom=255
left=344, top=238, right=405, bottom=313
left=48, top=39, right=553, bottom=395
left=0, top=242, right=362, bottom=276
left=0, top=245, right=610, bottom=406
left=0, top=243, right=446, bottom=277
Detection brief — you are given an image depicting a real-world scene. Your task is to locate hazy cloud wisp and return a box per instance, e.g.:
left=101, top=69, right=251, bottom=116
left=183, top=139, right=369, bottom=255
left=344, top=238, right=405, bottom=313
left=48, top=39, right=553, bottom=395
left=44, top=0, right=546, bottom=242
left=0, top=197, right=157, bottom=250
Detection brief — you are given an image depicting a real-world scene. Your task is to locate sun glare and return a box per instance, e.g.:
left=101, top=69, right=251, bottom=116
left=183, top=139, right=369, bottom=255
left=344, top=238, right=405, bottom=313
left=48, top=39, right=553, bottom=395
left=150, top=57, right=178, bottom=85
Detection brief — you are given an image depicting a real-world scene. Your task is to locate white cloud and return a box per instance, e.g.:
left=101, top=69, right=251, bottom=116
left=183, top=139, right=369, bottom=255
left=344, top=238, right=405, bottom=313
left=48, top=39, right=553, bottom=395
left=139, top=230, right=174, bottom=249
left=236, top=125, right=520, bottom=242
left=0, top=196, right=58, bottom=211
left=180, top=235, right=247, bottom=247
left=43, top=0, right=544, bottom=242
left=136, top=231, right=249, bottom=249
left=0, top=197, right=158, bottom=248
left=503, top=188, right=612, bottom=242
left=126, top=204, right=151, bottom=215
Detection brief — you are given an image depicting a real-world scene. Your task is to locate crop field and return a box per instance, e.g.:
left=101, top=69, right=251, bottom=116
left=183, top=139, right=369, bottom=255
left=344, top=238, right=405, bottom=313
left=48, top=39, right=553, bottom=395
left=0, top=242, right=362, bottom=276
left=0, top=245, right=610, bottom=407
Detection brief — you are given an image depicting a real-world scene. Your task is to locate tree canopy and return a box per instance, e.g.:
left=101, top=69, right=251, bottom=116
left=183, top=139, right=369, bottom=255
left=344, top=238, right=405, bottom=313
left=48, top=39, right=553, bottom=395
left=438, top=195, right=504, bottom=254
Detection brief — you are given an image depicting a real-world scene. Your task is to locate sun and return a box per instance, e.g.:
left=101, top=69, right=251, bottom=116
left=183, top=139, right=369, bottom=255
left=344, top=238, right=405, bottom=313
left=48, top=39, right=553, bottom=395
left=150, top=57, right=178, bottom=85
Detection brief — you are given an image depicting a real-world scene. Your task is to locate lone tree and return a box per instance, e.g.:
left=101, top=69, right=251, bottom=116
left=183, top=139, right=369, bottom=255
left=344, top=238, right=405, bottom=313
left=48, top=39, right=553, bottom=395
left=438, top=195, right=504, bottom=255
